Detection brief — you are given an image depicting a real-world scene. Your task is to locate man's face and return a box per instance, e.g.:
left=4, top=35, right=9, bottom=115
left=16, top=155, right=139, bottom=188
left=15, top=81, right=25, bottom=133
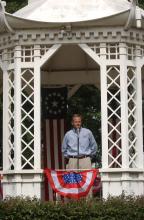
left=72, top=116, right=82, bottom=129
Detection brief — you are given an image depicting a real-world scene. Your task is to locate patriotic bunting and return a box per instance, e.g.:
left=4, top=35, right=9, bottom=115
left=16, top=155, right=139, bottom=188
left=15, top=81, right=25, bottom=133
left=44, top=168, right=98, bottom=199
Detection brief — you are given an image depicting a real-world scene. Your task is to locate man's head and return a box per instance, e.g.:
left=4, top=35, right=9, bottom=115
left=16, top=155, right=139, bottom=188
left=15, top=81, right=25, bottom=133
left=71, top=114, right=82, bottom=129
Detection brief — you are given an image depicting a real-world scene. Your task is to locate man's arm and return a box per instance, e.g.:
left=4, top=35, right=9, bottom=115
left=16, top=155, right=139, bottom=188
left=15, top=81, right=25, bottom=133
left=89, top=131, right=97, bottom=156
left=61, top=134, right=68, bottom=158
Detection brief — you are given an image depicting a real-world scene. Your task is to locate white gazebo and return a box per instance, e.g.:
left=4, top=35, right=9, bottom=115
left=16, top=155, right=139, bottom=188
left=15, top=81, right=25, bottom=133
left=0, top=0, right=144, bottom=199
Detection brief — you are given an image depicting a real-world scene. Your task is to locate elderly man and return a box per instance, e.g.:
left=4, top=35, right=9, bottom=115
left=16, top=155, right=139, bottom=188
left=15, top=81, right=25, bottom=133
left=62, top=114, right=97, bottom=169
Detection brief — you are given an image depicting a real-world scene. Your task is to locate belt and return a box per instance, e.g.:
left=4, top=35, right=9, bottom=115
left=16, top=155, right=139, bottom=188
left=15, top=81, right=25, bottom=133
left=69, top=155, right=90, bottom=159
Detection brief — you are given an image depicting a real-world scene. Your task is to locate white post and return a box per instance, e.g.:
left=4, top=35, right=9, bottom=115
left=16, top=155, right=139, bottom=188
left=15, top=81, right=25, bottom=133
left=34, top=45, right=41, bottom=170
left=135, top=45, right=143, bottom=169
left=13, top=45, right=22, bottom=195
left=2, top=49, right=9, bottom=171
left=14, top=45, right=22, bottom=171
left=119, top=43, right=129, bottom=169
left=100, top=43, right=110, bottom=199
left=100, top=43, right=108, bottom=169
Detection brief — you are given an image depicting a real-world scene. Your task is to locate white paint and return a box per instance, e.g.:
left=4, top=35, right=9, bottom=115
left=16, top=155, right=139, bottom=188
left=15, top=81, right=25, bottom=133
left=2, top=49, right=9, bottom=171
left=119, top=43, right=129, bottom=169
left=100, top=46, right=109, bottom=169
left=78, top=44, right=102, bottom=66
left=14, top=46, right=22, bottom=171
left=40, top=44, right=62, bottom=68
left=14, top=0, right=131, bottom=23
left=135, top=46, right=144, bottom=169
left=34, top=45, right=41, bottom=170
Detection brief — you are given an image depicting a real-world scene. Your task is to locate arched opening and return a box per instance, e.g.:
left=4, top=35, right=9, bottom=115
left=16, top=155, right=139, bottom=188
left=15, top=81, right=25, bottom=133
left=40, top=44, right=101, bottom=200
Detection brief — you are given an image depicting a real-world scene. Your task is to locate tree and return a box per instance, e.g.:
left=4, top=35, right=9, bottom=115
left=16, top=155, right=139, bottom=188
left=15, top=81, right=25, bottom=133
left=5, top=0, right=27, bottom=13
left=139, top=0, right=144, bottom=9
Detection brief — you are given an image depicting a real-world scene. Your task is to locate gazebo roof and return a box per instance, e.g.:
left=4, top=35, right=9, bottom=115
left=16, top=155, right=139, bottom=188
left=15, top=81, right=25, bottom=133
left=14, top=0, right=131, bottom=23
left=0, top=0, right=144, bottom=33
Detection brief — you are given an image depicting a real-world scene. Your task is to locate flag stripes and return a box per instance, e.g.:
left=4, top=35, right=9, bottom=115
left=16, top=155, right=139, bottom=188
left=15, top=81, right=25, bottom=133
left=43, top=119, right=66, bottom=201
left=44, top=168, right=98, bottom=199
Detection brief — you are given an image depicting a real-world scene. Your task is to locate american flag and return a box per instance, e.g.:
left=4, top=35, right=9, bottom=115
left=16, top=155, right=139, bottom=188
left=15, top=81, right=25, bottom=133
left=41, top=87, right=67, bottom=201
left=44, top=168, right=98, bottom=199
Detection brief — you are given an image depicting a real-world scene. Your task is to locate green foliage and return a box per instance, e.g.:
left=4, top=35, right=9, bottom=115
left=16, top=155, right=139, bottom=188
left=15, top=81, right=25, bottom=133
left=0, top=196, right=144, bottom=220
left=5, top=0, right=28, bottom=14
left=139, top=0, right=144, bottom=9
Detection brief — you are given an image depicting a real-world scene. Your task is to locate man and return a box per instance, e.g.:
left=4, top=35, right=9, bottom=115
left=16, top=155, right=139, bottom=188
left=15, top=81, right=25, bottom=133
left=62, top=114, right=97, bottom=169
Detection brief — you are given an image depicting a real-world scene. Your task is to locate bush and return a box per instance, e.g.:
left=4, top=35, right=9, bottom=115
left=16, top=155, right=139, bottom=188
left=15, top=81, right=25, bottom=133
left=0, top=195, right=144, bottom=220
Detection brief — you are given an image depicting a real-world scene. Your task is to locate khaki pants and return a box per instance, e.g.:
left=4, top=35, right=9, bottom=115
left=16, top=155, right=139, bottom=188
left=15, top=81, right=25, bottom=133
left=67, top=157, right=92, bottom=169
left=67, top=157, right=92, bottom=199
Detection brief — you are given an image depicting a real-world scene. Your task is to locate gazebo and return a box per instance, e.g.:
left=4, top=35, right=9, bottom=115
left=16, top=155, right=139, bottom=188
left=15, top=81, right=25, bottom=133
left=0, top=0, right=144, bottom=199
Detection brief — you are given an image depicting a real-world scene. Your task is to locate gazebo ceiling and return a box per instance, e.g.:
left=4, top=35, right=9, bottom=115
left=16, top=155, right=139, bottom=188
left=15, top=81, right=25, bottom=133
left=14, top=0, right=131, bottom=23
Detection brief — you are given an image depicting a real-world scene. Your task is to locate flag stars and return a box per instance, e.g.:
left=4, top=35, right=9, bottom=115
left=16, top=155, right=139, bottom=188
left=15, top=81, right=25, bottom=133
left=63, top=173, right=82, bottom=184
left=42, top=88, right=67, bottom=118
left=52, top=101, right=58, bottom=107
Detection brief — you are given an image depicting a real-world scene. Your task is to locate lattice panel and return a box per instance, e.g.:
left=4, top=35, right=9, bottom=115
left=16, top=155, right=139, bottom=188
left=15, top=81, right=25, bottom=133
left=7, top=70, right=15, bottom=170
left=88, top=44, right=100, bottom=57
left=21, top=69, right=34, bottom=169
left=106, top=43, right=120, bottom=60
left=140, top=46, right=144, bottom=58
left=40, top=45, right=51, bottom=57
left=7, top=48, right=14, bottom=64
left=21, top=46, right=34, bottom=62
left=107, top=66, right=122, bottom=168
left=127, top=44, right=136, bottom=60
left=127, top=67, right=137, bottom=168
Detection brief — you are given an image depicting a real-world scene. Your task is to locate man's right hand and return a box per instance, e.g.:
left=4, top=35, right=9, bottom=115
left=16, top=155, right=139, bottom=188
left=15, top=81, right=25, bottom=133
left=64, top=157, right=69, bottom=165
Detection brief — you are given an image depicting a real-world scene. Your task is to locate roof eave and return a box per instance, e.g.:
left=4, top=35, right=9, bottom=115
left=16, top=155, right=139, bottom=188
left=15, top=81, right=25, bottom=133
left=0, top=0, right=14, bottom=33
left=4, top=10, right=131, bottom=30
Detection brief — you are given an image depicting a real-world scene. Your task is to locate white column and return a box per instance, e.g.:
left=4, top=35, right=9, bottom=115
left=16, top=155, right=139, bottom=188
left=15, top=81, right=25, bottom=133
left=135, top=45, right=143, bottom=169
left=14, top=45, right=22, bottom=171
left=99, top=43, right=111, bottom=199
left=34, top=45, right=41, bottom=170
left=119, top=43, right=129, bottom=169
left=100, top=43, right=108, bottom=169
left=14, top=46, right=22, bottom=195
left=2, top=49, right=9, bottom=171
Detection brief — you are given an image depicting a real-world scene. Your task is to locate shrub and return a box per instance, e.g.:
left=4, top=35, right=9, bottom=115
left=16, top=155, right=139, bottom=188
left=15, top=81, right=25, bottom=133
left=0, top=195, right=144, bottom=220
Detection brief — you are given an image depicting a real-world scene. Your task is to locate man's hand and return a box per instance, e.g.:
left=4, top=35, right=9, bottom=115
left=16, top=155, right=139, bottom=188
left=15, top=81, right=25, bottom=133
left=64, top=157, right=69, bottom=165
left=91, top=155, right=96, bottom=163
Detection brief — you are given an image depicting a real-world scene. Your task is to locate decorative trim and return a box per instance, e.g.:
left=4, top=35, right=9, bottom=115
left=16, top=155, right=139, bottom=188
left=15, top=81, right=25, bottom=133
left=79, top=43, right=102, bottom=66
left=0, top=1, right=14, bottom=33
left=40, top=44, right=62, bottom=67
left=124, top=0, right=136, bottom=30
left=0, top=27, right=144, bottom=49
